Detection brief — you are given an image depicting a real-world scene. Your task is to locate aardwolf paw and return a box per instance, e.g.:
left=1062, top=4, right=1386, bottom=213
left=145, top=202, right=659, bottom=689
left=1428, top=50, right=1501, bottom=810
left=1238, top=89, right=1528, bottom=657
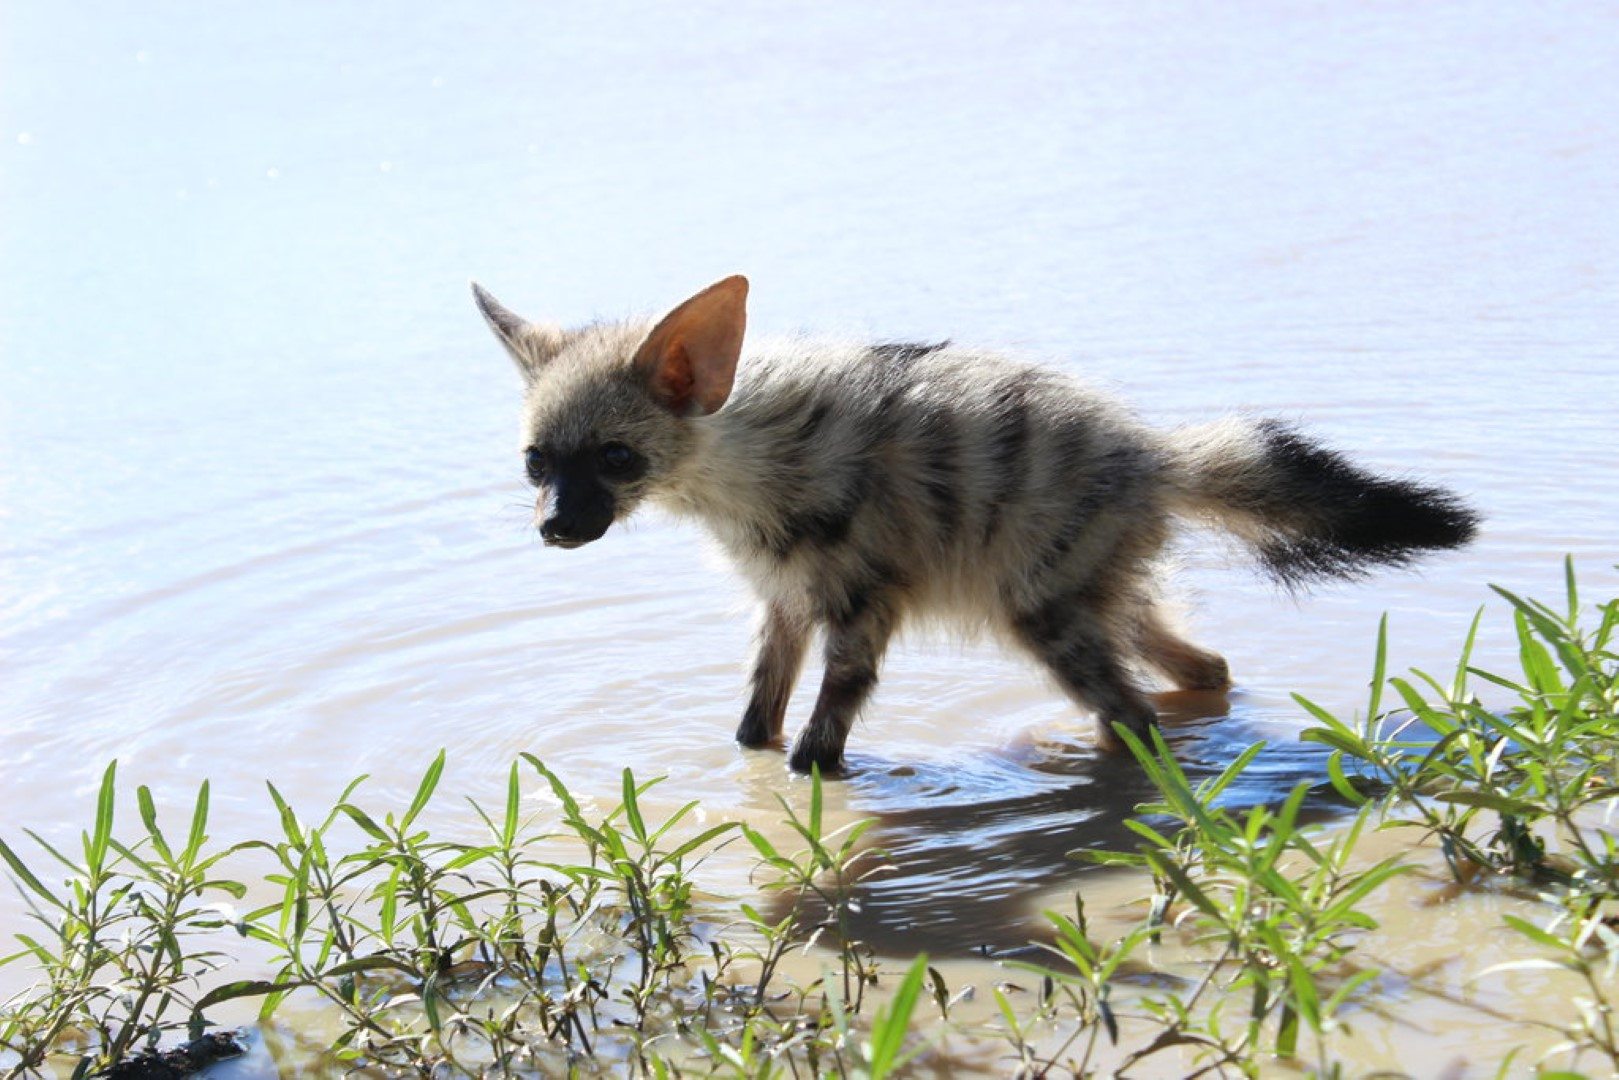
left=1180, top=655, right=1232, bottom=691
left=1095, top=702, right=1158, bottom=753
left=735, top=716, right=774, bottom=748
left=787, top=737, right=845, bottom=776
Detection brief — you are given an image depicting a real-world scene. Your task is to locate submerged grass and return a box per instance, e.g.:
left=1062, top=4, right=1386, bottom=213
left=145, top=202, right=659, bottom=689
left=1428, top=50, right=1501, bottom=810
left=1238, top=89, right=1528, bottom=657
left=0, top=559, right=1615, bottom=1077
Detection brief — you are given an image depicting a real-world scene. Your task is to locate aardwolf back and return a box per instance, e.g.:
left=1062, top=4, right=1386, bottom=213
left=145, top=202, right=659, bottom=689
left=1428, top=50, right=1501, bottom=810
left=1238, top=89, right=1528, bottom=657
left=473, top=275, right=1478, bottom=773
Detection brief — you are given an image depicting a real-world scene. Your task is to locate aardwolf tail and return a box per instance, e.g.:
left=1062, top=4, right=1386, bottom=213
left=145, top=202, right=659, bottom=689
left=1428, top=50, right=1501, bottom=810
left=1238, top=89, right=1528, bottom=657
left=1165, top=417, right=1479, bottom=588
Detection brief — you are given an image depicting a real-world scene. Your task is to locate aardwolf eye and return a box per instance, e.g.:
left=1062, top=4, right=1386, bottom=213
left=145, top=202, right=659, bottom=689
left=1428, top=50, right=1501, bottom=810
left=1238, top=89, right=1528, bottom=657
left=598, top=442, right=641, bottom=477
left=524, top=447, right=550, bottom=486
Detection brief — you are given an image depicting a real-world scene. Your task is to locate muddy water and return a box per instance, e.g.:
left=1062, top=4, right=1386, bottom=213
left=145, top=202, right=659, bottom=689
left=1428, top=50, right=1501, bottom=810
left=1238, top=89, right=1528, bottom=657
left=2, top=1, right=1616, bottom=1073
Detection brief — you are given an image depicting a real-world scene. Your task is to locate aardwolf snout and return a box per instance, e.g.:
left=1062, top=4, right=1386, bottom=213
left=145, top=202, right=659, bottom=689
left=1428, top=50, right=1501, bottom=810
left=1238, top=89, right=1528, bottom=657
left=539, top=510, right=610, bottom=548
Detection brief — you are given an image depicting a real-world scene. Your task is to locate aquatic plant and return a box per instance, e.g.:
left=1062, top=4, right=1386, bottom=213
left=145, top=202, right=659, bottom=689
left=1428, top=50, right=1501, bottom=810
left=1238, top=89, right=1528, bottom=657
left=0, top=563, right=1615, bottom=1077
left=0, top=767, right=243, bottom=1077
left=1064, top=731, right=1403, bottom=1077
left=1300, top=557, right=1619, bottom=1075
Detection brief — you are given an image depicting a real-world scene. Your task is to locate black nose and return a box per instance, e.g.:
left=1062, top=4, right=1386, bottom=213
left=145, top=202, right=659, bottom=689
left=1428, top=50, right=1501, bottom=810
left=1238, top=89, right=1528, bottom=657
left=538, top=474, right=615, bottom=548
left=540, top=509, right=611, bottom=547
left=540, top=519, right=583, bottom=547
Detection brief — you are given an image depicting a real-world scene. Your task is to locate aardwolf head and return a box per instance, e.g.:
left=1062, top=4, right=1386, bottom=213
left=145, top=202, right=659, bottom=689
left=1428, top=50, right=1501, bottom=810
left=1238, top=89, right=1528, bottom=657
left=472, top=276, right=748, bottom=547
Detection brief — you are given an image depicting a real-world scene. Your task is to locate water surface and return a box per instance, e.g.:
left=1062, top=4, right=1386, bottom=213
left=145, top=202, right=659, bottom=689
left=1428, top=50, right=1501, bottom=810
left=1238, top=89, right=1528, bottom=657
left=2, top=2, right=1616, bottom=1072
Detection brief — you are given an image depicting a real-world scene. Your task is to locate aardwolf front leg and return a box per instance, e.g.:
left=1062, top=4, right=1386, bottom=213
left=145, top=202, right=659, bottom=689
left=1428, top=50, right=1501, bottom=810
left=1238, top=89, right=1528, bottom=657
left=787, top=605, right=896, bottom=774
left=736, top=600, right=812, bottom=747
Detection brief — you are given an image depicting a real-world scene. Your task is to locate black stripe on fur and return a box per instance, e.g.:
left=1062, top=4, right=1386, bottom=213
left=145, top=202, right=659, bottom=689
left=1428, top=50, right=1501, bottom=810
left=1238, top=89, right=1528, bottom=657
left=982, top=372, right=1036, bottom=543
left=868, top=340, right=949, bottom=366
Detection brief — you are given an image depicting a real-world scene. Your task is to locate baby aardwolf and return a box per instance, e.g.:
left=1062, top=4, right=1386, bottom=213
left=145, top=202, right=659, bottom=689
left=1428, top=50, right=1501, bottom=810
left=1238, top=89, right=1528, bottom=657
left=473, top=275, right=1478, bottom=774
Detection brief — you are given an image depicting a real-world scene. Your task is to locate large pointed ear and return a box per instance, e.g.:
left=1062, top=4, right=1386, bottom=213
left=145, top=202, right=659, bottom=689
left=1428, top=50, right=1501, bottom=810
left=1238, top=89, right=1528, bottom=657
left=631, top=276, right=748, bottom=416
left=471, top=282, right=567, bottom=381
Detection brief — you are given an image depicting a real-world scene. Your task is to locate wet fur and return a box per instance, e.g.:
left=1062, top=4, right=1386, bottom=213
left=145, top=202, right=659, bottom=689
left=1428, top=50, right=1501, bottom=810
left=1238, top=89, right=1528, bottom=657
left=475, top=279, right=1479, bottom=774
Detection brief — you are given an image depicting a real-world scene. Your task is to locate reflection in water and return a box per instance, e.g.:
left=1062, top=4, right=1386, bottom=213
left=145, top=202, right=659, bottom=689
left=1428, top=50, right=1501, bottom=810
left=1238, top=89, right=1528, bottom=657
left=764, top=691, right=1346, bottom=957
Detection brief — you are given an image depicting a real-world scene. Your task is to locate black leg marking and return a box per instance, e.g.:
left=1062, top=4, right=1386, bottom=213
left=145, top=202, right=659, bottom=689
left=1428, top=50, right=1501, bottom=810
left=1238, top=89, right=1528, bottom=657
left=736, top=602, right=811, bottom=747
left=788, top=660, right=880, bottom=775
left=1013, top=604, right=1157, bottom=752
left=787, top=601, right=896, bottom=774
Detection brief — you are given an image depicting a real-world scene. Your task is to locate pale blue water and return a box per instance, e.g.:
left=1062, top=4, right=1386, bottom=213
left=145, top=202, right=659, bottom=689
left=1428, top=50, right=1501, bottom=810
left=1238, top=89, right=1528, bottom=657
left=2, top=1, right=1616, bottom=970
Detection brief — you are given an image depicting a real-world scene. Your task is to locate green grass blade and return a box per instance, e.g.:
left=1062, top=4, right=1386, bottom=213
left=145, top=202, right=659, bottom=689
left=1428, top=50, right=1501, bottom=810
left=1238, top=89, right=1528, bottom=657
left=401, top=749, right=446, bottom=831
left=868, top=953, right=928, bottom=1077
left=666, top=822, right=741, bottom=863
left=809, top=766, right=824, bottom=842
left=87, top=759, right=118, bottom=877
left=1203, top=741, right=1266, bottom=804
left=503, top=761, right=520, bottom=846
left=0, top=838, right=65, bottom=911
left=136, top=785, right=174, bottom=864
left=1564, top=554, right=1579, bottom=623
left=621, top=768, right=647, bottom=843
left=1368, top=614, right=1388, bottom=719
left=192, top=978, right=289, bottom=1014
left=184, top=780, right=211, bottom=866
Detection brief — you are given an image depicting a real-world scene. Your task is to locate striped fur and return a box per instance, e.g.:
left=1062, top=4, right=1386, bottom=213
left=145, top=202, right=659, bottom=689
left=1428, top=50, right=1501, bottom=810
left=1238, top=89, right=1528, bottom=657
left=474, top=277, right=1479, bottom=773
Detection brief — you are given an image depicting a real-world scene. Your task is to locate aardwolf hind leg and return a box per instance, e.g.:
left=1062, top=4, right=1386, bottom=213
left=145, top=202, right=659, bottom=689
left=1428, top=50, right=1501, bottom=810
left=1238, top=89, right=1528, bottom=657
left=1135, top=607, right=1232, bottom=692
left=736, top=601, right=812, bottom=747
left=1013, top=610, right=1159, bottom=752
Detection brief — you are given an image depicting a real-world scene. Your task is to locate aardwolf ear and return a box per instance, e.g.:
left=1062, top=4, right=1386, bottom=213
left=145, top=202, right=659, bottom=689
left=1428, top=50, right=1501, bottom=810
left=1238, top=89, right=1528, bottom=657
left=632, top=275, right=748, bottom=416
left=471, top=282, right=567, bottom=381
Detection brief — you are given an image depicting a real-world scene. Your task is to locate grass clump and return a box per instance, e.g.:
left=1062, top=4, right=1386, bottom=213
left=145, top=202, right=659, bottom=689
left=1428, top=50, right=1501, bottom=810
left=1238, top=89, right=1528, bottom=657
left=0, top=560, right=1615, bottom=1077
left=0, top=754, right=925, bottom=1078
left=0, top=769, right=242, bottom=1078
left=1062, top=732, right=1405, bottom=1077
left=1299, top=557, right=1619, bottom=1074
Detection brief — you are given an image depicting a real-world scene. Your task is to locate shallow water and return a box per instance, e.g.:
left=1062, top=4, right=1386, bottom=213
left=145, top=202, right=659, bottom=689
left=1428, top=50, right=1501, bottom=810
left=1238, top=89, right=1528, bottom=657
left=2, top=1, right=1616, bottom=1072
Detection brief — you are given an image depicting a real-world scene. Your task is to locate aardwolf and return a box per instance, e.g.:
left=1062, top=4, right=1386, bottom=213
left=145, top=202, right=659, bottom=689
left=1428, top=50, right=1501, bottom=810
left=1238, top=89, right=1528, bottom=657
left=473, top=275, right=1477, bottom=773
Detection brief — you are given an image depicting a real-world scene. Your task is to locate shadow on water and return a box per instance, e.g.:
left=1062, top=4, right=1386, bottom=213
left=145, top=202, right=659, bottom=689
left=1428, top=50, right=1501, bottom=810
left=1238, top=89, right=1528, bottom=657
left=751, top=690, right=1346, bottom=959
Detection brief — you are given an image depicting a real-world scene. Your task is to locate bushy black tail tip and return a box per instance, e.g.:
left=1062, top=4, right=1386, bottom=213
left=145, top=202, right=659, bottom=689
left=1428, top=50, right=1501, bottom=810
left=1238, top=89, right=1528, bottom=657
left=1251, top=420, right=1479, bottom=588
left=1258, top=480, right=1480, bottom=589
